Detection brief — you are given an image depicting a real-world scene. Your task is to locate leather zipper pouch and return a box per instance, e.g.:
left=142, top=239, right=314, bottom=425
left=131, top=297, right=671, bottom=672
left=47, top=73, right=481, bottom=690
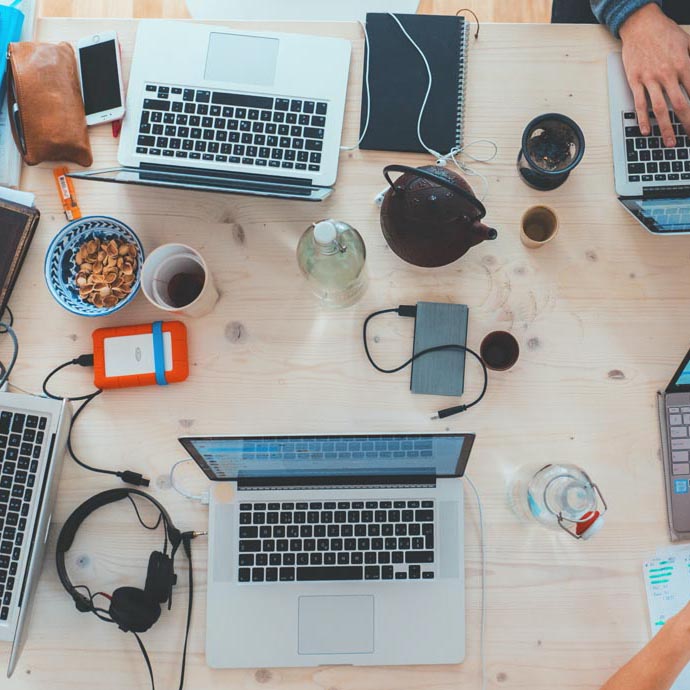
left=7, top=42, right=92, bottom=167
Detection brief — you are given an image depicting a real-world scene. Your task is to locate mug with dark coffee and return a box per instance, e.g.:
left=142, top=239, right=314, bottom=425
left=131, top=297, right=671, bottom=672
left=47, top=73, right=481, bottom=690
left=141, top=243, right=219, bottom=317
left=480, top=331, right=520, bottom=371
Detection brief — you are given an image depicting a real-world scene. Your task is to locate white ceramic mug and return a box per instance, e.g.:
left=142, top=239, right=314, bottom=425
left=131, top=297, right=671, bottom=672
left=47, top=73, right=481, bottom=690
left=141, top=243, right=219, bottom=318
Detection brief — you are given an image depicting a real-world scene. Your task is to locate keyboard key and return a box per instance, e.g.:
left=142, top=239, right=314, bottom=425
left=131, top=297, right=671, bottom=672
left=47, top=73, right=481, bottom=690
left=296, top=566, right=362, bottom=581
left=405, top=551, right=434, bottom=563
left=212, top=92, right=273, bottom=109
left=143, top=99, right=170, bottom=112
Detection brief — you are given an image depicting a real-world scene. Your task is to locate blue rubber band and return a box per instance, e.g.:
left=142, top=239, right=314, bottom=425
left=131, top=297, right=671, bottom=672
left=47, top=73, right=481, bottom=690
left=152, top=321, right=168, bottom=386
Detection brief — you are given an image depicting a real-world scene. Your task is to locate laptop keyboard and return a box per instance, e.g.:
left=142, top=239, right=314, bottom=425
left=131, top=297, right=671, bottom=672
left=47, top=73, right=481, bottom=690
left=237, top=499, right=435, bottom=583
left=136, top=84, right=327, bottom=173
left=623, top=110, right=690, bottom=183
left=668, top=405, right=690, bottom=477
left=0, top=410, right=47, bottom=621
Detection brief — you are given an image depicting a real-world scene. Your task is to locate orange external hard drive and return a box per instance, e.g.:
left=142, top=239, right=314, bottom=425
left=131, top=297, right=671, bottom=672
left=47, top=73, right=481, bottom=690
left=92, top=321, right=189, bottom=390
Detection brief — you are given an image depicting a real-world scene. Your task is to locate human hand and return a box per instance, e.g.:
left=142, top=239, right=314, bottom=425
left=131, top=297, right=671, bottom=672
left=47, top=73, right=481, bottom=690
left=619, top=3, right=690, bottom=146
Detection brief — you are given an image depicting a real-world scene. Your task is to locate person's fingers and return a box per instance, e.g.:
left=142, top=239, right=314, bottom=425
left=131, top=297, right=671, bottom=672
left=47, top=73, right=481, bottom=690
left=631, top=80, right=651, bottom=135
left=667, top=78, right=690, bottom=139
left=647, top=81, right=676, bottom=146
left=679, top=69, right=690, bottom=136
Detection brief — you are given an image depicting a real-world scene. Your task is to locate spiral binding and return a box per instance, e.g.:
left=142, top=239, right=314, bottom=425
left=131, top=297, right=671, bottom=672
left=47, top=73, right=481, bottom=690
left=456, top=19, right=470, bottom=151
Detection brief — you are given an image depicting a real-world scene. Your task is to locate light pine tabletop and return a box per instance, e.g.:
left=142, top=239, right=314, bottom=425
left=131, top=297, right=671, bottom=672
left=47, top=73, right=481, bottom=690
left=0, top=16, right=677, bottom=690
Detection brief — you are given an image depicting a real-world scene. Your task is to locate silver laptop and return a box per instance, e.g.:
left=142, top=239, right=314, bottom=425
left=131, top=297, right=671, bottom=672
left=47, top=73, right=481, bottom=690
left=179, top=432, right=474, bottom=668
left=608, top=52, right=690, bottom=235
left=0, top=391, right=71, bottom=676
left=658, top=346, right=690, bottom=541
left=70, top=20, right=351, bottom=201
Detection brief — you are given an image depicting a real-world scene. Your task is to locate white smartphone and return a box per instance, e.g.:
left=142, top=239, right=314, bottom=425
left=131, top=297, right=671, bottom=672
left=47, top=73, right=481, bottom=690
left=77, top=32, right=125, bottom=126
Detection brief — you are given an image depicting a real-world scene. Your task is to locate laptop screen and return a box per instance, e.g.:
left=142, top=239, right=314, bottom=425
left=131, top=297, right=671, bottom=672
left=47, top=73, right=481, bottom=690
left=179, top=433, right=475, bottom=481
left=620, top=197, right=690, bottom=234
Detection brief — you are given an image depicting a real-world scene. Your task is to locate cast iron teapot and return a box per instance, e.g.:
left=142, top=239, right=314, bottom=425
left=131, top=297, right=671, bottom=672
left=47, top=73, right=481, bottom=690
left=380, top=164, right=498, bottom=267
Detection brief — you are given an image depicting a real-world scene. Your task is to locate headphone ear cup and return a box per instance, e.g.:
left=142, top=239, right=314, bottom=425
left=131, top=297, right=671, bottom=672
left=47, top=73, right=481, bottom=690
left=144, top=551, right=175, bottom=604
left=109, top=587, right=161, bottom=633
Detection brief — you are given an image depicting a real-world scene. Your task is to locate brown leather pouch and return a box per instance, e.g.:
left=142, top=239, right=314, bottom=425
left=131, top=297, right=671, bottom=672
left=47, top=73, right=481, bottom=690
left=7, top=42, right=92, bottom=167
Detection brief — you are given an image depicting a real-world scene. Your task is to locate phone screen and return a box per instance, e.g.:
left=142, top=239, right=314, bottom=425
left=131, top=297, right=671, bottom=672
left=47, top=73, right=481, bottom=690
left=79, top=39, right=121, bottom=115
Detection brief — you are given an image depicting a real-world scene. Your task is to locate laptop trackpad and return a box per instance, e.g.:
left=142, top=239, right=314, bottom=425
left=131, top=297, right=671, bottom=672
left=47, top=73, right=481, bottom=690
left=298, top=595, right=374, bottom=655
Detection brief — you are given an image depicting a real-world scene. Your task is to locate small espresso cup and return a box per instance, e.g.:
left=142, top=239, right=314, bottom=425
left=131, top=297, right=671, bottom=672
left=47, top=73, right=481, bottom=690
left=141, top=243, right=219, bottom=318
left=520, top=205, right=559, bottom=248
left=480, top=331, right=520, bottom=371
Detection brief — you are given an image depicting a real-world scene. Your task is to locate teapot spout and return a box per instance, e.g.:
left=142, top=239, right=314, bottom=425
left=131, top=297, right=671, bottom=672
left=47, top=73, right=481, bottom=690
left=473, top=221, right=498, bottom=241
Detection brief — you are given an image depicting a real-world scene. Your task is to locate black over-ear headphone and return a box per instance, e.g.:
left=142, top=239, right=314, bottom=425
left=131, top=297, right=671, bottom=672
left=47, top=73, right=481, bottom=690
left=55, top=488, right=200, bottom=690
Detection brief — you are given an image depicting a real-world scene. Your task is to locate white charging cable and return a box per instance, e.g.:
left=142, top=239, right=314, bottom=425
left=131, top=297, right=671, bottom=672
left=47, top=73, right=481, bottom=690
left=342, top=13, right=498, bottom=201
left=170, top=458, right=210, bottom=504
left=465, top=473, right=487, bottom=690
left=340, top=20, right=371, bottom=152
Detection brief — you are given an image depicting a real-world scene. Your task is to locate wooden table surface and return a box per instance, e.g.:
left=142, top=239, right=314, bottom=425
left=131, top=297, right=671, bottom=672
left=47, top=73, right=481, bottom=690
left=0, top=16, right=677, bottom=690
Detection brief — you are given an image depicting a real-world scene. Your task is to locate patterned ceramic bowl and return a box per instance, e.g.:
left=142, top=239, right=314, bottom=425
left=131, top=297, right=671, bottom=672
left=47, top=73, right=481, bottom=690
left=44, top=216, right=144, bottom=317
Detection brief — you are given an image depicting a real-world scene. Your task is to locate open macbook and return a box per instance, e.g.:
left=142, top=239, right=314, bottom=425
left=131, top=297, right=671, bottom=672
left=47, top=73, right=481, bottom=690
left=179, top=432, right=474, bottom=668
left=70, top=21, right=352, bottom=201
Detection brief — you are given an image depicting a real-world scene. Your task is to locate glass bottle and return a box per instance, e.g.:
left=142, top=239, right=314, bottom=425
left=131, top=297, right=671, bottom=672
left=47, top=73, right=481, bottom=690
left=508, top=463, right=606, bottom=540
left=296, top=219, right=367, bottom=308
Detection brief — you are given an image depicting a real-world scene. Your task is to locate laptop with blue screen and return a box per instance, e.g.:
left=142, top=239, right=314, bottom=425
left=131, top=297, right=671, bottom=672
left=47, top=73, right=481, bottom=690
left=658, top=348, right=690, bottom=542
left=608, top=53, right=690, bottom=235
left=179, top=432, right=474, bottom=668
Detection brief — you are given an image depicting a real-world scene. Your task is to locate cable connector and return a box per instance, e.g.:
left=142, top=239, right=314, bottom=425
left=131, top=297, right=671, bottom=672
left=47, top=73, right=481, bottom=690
left=397, top=304, right=417, bottom=318
left=432, top=404, right=468, bottom=420
left=118, top=470, right=151, bottom=487
left=74, top=354, right=94, bottom=367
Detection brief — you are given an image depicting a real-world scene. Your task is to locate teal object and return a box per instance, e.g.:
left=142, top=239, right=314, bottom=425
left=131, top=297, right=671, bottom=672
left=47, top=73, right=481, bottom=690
left=0, top=1, right=24, bottom=103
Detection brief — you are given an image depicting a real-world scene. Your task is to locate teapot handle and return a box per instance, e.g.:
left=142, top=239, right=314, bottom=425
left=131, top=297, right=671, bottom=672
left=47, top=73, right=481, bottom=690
left=383, top=164, right=487, bottom=220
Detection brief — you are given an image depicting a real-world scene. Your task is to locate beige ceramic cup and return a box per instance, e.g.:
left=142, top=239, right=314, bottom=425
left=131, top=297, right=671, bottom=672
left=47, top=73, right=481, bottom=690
left=520, top=205, right=559, bottom=248
left=141, top=243, right=219, bottom=318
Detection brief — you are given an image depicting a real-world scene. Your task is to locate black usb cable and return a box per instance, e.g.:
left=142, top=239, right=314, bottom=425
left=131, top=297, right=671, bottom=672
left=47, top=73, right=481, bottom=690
left=42, top=355, right=150, bottom=487
left=363, top=305, right=488, bottom=419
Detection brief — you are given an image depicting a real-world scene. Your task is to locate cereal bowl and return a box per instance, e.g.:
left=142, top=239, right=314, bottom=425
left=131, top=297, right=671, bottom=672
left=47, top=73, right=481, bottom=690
left=44, top=216, right=144, bottom=317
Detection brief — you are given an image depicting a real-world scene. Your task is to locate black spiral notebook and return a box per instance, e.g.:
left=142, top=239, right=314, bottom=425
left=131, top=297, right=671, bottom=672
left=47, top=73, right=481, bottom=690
left=359, top=13, right=470, bottom=154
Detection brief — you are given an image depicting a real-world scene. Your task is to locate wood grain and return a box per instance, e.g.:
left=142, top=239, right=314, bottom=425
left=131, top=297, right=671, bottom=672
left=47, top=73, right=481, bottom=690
left=0, top=15, right=670, bottom=690
left=38, top=0, right=552, bottom=22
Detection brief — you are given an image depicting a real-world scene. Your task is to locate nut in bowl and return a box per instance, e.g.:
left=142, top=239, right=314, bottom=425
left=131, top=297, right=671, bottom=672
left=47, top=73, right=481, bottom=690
left=74, top=237, right=138, bottom=309
left=45, top=216, right=144, bottom=317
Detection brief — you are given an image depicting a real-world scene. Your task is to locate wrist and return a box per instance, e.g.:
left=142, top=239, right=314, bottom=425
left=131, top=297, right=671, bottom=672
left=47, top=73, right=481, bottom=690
left=619, top=3, right=664, bottom=41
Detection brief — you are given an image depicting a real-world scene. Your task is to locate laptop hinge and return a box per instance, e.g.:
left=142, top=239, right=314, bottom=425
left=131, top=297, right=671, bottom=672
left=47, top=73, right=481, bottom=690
left=237, top=474, right=437, bottom=491
left=642, top=185, right=690, bottom=199
left=140, top=162, right=316, bottom=188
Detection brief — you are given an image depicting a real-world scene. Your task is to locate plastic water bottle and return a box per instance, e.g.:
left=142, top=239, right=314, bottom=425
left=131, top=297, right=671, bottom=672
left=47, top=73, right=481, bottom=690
left=296, top=219, right=367, bottom=308
left=508, top=463, right=606, bottom=540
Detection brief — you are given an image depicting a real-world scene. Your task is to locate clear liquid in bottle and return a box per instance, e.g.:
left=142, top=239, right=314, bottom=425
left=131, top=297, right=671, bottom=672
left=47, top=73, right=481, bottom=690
left=296, top=219, right=367, bottom=308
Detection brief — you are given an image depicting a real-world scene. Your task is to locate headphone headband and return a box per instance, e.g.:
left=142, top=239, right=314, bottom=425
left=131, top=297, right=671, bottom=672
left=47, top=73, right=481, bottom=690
left=55, top=489, right=182, bottom=613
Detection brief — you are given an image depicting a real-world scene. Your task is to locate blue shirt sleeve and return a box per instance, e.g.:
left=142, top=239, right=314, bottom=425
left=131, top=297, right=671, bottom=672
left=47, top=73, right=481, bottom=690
left=590, top=0, right=661, bottom=37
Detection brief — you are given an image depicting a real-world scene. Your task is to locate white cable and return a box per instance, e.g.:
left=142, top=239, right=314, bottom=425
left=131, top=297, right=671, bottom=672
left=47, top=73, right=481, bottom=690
left=344, top=14, right=498, bottom=202
left=464, top=473, right=486, bottom=690
left=8, top=381, right=36, bottom=396
left=170, top=459, right=209, bottom=504
left=340, top=19, right=371, bottom=151
left=386, top=12, right=442, bottom=159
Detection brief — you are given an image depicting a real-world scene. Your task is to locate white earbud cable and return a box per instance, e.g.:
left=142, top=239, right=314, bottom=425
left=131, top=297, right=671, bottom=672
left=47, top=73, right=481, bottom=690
left=341, top=13, right=498, bottom=201
left=465, top=473, right=487, bottom=690
left=170, top=458, right=210, bottom=504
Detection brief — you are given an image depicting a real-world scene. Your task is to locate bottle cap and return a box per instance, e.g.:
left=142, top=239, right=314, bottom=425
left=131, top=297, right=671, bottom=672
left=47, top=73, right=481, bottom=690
left=313, top=220, right=337, bottom=246
left=576, top=511, right=604, bottom=540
